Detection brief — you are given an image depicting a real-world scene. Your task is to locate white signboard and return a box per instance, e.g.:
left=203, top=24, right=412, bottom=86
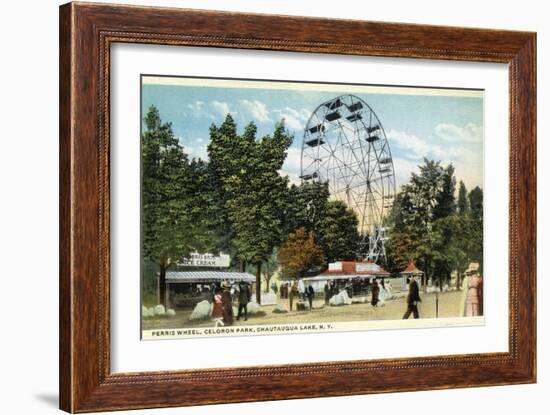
left=356, top=263, right=380, bottom=273
left=179, top=252, right=230, bottom=267
left=328, top=261, right=343, bottom=271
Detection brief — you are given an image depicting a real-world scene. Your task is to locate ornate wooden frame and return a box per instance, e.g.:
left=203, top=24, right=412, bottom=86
left=59, top=2, right=536, bottom=412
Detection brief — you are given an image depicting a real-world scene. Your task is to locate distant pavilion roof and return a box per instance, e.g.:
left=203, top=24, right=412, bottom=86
left=400, top=261, right=423, bottom=275
left=165, top=271, right=255, bottom=284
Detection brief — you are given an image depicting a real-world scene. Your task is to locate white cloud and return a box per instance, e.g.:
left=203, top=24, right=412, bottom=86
left=240, top=99, right=271, bottom=123
left=210, top=100, right=236, bottom=118
left=387, top=128, right=477, bottom=161
left=434, top=122, right=482, bottom=143
left=391, top=157, right=422, bottom=189
left=272, top=107, right=311, bottom=131
left=387, top=129, right=444, bottom=159
left=186, top=100, right=204, bottom=111
left=179, top=136, right=208, bottom=160
left=387, top=123, right=484, bottom=190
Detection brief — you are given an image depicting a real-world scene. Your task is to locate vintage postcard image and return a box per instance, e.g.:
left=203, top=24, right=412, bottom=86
left=140, top=76, right=484, bottom=339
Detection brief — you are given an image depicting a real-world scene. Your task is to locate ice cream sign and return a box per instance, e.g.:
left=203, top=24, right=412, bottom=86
left=180, top=252, right=230, bottom=267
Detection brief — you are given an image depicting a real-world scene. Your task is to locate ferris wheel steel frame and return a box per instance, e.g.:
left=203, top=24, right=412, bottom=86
left=300, top=94, right=396, bottom=263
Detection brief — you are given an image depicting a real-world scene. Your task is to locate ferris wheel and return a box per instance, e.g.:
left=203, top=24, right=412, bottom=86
left=300, top=94, right=396, bottom=263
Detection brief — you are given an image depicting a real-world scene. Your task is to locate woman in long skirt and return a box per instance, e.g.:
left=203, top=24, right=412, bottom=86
left=378, top=281, right=387, bottom=306
left=221, top=283, right=234, bottom=325
left=371, top=280, right=380, bottom=307
left=211, top=291, right=224, bottom=327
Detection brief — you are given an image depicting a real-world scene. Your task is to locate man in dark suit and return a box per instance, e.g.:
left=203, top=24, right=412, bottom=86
left=324, top=282, right=331, bottom=305
left=403, top=277, right=422, bottom=319
left=306, top=284, right=315, bottom=311
left=236, top=281, right=251, bottom=321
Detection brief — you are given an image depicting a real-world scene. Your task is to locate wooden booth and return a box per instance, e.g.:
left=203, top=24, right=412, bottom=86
left=164, top=271, right=255, bottom=309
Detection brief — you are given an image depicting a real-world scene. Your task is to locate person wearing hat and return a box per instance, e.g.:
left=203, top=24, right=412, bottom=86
left=236, top=281, right=251, bottom=321
left=211, top=287, right=224, bottom=327
left=402, top=276, right=422, bottom=319
left=324, top=281, right=331, bottom=306
left=221, top=281, right=234, bottom=325
left=465, top=263, right=483, bottom=316
left=289, top=281, right=298, bottom=311
left=306, top=283, right=315, bottom=311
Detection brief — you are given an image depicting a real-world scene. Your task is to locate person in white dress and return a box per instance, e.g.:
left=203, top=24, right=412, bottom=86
left=298, top=278, right=306, bottom=301
left=378, top=281, right=387, bottom=306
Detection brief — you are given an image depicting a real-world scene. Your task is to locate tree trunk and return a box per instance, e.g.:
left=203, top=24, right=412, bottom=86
left=158, top=263, right=167, bottom=307
left=255, top=262, right=262, bottom=304
left=264, top=267, right=272, bottom=293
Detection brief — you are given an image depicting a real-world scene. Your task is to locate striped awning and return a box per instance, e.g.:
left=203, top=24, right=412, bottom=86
left=165, top=271, right=255, bottom=283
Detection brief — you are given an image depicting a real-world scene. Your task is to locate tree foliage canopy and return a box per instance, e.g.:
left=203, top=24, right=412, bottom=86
left=141, top=106, right=216, bottom=269
left=457, top=180, right=469, bottom=216
left=207, top=115, right=293, bottom=267
left=141, top=106, right=219, bottom=305
left=317, top=200, right=360, bottom=263
left=278, top=227, right=325, bottom=279
left=387, top=159, right=483, bottom=284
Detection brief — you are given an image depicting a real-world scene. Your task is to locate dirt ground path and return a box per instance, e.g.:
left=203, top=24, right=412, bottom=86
left=142, top=290, right=464, bottom=330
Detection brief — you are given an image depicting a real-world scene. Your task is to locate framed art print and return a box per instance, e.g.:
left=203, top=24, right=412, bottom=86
left=59, top=2, right=536, bottom=412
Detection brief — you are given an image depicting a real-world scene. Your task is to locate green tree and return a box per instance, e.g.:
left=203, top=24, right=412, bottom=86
left=468, top=186, right=484, bottom=223
left=387, top=159, right=484, bottom=288
left=433, top=164, right=456, bottom=219
left=208, top=116, right=293, bottom=303
left=467, top=186, right=484, bottom=272
left=141, top=106, right=214, bottom=306
left=386, top=223, right=423, bottom=273
left=317, top=200, right=360, bottom=263
left=457, top=180, right=469, bottom=216
left=246, top=247, right=280, bottom=293
left=388, top=159, right=457, bottom=285
left=284, top=182, right=360, bottom=264
left=278, top=227, right=325, bottom=279
left=285, top=181, right=330, bottom=234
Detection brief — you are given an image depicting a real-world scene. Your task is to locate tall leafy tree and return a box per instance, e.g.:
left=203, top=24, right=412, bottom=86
left=388, top=159, right=457, bottom=285
left=433, top=164, right=456, bottom=219
left=141, top=106, right=214, bottom=306
left=285, top=181, right=330, bottom=234
left=457, top=180, right=469, bottom=216
left=317, top=200, right=360, bottom=263
left=278, top=227, right=325, bottom=279
left=246, top=247, right=280, bottom=293
left=467, top=186, right=484, bottom=271
left=284, top=182, right=360, bottom=264
left=208, top=116, right=293, bottom=302
left=206, top=115, right=240, bottom=256
left=468, top=186, right=484, bottom=223
left=387, top=159, right=484, bottom=287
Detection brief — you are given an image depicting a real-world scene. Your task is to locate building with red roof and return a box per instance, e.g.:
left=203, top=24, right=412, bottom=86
left=303, top=261, right=390, bottom=293
left=399, top=260, right=424, bottom=287
left=303, top=261, right=388, bottom=282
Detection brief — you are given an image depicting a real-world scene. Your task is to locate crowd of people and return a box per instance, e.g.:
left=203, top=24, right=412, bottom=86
left=205, top=267, right=484, bottom=327
left=210, top=280, right=251, bottom=327
left=277, top=277, right=398, bottom=312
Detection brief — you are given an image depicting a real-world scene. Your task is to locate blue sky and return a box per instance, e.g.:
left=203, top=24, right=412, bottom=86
left=141, top=77, right=484, bottom=191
